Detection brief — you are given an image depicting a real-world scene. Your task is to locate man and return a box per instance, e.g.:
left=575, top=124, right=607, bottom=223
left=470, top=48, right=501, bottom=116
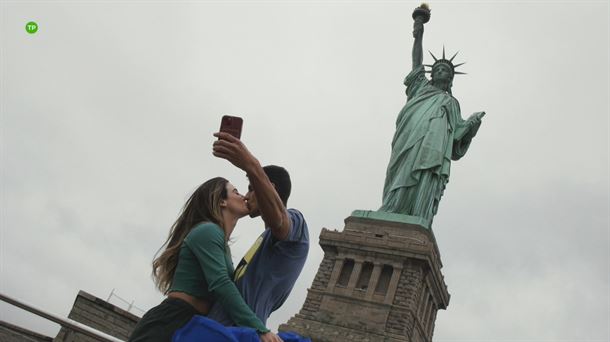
left=209, top=131, right=309, bottom=327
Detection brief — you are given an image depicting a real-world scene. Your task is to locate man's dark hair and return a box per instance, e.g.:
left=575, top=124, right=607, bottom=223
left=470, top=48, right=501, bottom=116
left=263, top=165, right=291, bottom=206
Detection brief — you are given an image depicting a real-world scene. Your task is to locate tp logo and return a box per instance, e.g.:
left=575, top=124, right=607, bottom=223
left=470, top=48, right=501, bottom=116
left=26, top=21, right=38, bottom=34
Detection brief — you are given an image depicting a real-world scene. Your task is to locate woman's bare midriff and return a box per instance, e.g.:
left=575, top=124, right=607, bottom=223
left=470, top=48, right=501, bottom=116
left=167, top=291, right=211, bottom=315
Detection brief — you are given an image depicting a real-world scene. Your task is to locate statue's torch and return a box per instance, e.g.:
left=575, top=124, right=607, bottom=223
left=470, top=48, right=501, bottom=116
left=412, top=3, right=431, bottom=23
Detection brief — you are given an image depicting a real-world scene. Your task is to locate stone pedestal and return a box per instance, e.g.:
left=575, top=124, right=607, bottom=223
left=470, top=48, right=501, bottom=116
left=279, top=214, right=450, bottom=342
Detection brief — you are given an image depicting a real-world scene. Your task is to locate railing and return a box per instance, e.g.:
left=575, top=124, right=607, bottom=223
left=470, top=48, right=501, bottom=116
left=107, top=288, right=145, bottom=315
left=0, top=292, right=125, bottom=342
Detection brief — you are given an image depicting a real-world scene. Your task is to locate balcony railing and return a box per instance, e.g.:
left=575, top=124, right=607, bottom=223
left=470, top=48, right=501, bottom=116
left=0, top=292, right=125, bottom=342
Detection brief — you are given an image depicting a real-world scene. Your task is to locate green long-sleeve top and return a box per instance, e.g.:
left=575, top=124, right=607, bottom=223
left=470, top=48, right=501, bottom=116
left=168, top=222, right=269, bottom=333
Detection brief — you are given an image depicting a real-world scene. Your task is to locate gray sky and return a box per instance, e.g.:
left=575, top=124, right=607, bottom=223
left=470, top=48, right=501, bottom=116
left=1, top=1, right=608, bottom=341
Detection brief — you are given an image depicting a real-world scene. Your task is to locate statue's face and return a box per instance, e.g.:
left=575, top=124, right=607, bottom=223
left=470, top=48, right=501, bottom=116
left=431, top=64, right=453, bottom=82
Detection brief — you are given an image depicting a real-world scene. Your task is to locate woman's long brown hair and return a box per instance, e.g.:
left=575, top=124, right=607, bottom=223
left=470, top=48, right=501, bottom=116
left=152, top=177, right=228, bottom=294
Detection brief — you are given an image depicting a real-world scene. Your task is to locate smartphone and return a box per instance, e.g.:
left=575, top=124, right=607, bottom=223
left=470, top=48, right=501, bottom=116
left=219, top=115, right=243, bottom=139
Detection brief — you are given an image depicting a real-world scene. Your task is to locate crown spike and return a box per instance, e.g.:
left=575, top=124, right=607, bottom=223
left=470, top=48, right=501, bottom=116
left=428, top=51, right=438, bottom=61
left=442, top=45, right=446, bottom=59
left=454, top=62, right=466, bottom=68
left=449, top=51, right=459, bottom=62
left=454, top=71, right=467, bottom=75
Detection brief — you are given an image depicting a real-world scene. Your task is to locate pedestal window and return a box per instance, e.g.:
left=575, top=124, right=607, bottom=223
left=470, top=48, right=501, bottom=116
left=336, top=259, right=354, bottom=287
left=374, top=265, right=394, bottom=294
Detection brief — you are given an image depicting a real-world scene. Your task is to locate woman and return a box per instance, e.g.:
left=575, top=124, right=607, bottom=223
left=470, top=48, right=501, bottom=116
left=129, top=177, right=282, bottom=342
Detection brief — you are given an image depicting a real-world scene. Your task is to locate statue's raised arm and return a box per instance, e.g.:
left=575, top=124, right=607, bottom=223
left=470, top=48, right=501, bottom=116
left=411, top=4, right=430, bottom=70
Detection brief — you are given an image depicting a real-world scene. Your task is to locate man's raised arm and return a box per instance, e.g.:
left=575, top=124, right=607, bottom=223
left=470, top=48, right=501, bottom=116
left=213, top=132, right=290, bottom=240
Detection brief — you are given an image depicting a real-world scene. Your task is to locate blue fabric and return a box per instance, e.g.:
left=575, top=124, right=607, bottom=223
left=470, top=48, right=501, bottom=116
left=172, top=316, right=238, bottom=342
left=172, top=316, right=310, bottom=342
left=277, top=332, right=311, bottom=342
left=208, top=209, right=309, bottom=325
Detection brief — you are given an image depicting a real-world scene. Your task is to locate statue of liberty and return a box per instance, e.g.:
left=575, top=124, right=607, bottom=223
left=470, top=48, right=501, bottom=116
left=379, top=4, right=485, bottom=226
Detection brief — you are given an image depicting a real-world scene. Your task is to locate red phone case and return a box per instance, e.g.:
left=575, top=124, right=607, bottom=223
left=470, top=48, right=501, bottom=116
left=219, top=115, right=243, bottom=139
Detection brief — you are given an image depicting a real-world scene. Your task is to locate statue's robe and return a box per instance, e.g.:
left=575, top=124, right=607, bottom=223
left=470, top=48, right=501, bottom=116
left=380, top=65, right=473, bottom=223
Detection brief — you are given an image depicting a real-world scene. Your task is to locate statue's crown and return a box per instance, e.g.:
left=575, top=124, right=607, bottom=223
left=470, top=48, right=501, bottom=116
left=424, top=46, right=466, bottom=75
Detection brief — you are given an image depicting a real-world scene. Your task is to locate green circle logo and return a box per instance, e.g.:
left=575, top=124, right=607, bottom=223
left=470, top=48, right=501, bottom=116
left=26, top=21, right=38, bottom=34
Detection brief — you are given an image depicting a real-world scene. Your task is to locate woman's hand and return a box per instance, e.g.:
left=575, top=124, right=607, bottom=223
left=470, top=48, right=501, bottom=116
left=259, top=331, right=284, bottom=342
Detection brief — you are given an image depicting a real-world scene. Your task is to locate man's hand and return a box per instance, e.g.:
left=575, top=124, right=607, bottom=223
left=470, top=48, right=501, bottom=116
left=213, top=132, right=258, bottom=173
left=259, top=332, right=284, bottom=342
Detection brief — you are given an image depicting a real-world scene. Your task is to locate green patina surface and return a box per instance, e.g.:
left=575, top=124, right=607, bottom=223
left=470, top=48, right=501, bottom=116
left=378, top=4, right=484, bottom=227
left=351, top=210, right=431, bottom=229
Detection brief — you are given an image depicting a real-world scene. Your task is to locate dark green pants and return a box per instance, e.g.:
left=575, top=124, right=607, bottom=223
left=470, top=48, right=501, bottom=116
left=128, top=298, right=198, bottom=342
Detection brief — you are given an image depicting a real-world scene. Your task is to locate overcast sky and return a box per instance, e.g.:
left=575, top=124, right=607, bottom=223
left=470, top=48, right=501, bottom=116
left=1, top=1, right=608, bottom=341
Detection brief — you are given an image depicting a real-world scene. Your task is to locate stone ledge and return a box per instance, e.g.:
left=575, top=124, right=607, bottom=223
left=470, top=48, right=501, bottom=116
left=76, top=291, right=140, bottom=322
left=0, top=320, right=52, bottom=341
left=280, top=316, right=389, bottom=342
left=351, top=210, right=431, bottom=229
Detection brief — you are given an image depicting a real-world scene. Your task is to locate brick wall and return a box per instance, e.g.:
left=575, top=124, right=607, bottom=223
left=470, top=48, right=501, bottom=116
left=297, top=252, right=336, bottom=320
left=311, top=252, right=335, bottom=291
left=54, top=291, right=140, bottom=341
left=386, top=262, right=423, bottom=337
